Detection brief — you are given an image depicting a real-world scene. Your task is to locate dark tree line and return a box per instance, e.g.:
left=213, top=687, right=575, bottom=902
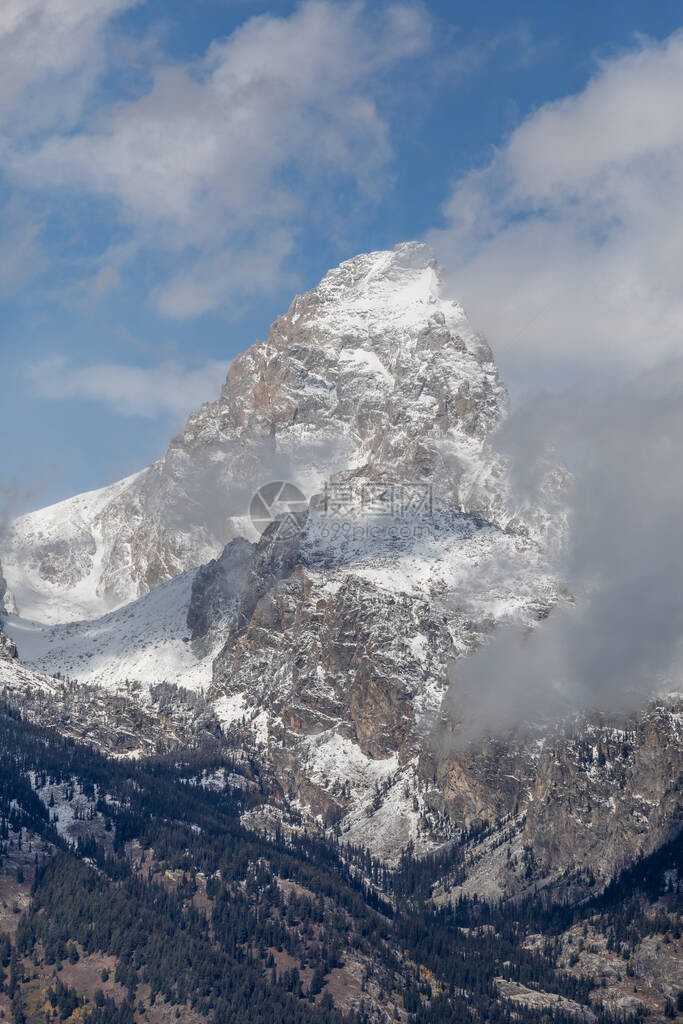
left=0, top=700, right=678, bottom=1024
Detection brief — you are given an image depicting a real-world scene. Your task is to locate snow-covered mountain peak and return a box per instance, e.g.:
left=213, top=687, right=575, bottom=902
left=274, top=241, right=487, bottom=360
left=2, top=243, right=506, bottom=623
left=295, top=242, right=448, bottom=331
left=6, top=245, right=677, bottom=883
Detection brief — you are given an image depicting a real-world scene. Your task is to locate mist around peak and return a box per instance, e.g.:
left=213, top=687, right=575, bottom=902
left=445, top=361, right=683, bottom=746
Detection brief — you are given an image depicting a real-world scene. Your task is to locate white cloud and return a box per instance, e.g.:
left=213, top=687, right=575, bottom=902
left=0, top=199, right=45, bottom=292
left=9, top=1, right=431, bottom=316
left=153, top=229, right=295, bottom=319
left=448, top=360, right=683, bottom=739
left=86, top=266, right=122, bottom=300
left=0, top=0, right=139, bottom=131
left=27, top=357, right=230, bottom=418
left=429, top=30, right=683, bottom=385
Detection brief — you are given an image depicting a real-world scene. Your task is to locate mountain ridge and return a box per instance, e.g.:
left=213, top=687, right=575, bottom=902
left=2, top=242, right=507, bottom=623
left=0, top=242, right=680, bottom=897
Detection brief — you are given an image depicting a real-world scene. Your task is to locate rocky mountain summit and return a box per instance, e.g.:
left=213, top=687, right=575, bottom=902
left=1, top=243, right=680, bottom=903
left=2, top=242, right=509, bottom=623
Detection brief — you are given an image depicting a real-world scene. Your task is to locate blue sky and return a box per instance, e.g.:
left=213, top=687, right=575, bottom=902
left=2, top=0, right=683, bottom=512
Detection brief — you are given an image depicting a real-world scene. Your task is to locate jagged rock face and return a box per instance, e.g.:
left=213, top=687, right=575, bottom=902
left=0, top=633, right=17, bottom=662
left=422, top=734, right=538, bottom=830
left=0, top=559, right=7, bottom=614
left=187, top=538, right=254, bottom=652
left=206, top=511, right=537, bottom=761
left=524, top=703, right=683, bottom=883
left=2, top=243, right=506, bottom=623
left=423, top=699, right=683, bottom=898
left=212, top=562, right=453, bottom=759
left=193, top=496, right=558, bottom=861
left=189, top=497, right=681, bottom=882
left=0, top=653, right=224, bottom=756
left=0, top=561, right=17, bottom=661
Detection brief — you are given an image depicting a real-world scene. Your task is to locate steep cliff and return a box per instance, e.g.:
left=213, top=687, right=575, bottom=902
left=0, top=560, right=17, bottom=661
left=2, top=243, right=509, bottom=623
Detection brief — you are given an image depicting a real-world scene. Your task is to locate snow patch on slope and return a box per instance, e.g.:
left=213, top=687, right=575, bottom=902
left=3, top=470, right=146, bottom=624
left=6, top=568, right=215, bottom=692
left=338, top=347, right=394, bottom=386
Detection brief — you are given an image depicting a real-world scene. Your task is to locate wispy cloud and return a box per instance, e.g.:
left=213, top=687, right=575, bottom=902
left=447, top=362, right=683, bottom=743
left=153, top=230, right=296, bottom=319
left=428, top=32, right=683, bottom=740
left=0, top=0, right=139, bottom=132
left=26, top=357, right=230, bottom=418
left=0, top=199, right=45, bottom=292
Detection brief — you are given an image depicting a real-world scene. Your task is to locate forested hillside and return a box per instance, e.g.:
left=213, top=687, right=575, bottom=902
left=0, top=703, right=680, bottom=1024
